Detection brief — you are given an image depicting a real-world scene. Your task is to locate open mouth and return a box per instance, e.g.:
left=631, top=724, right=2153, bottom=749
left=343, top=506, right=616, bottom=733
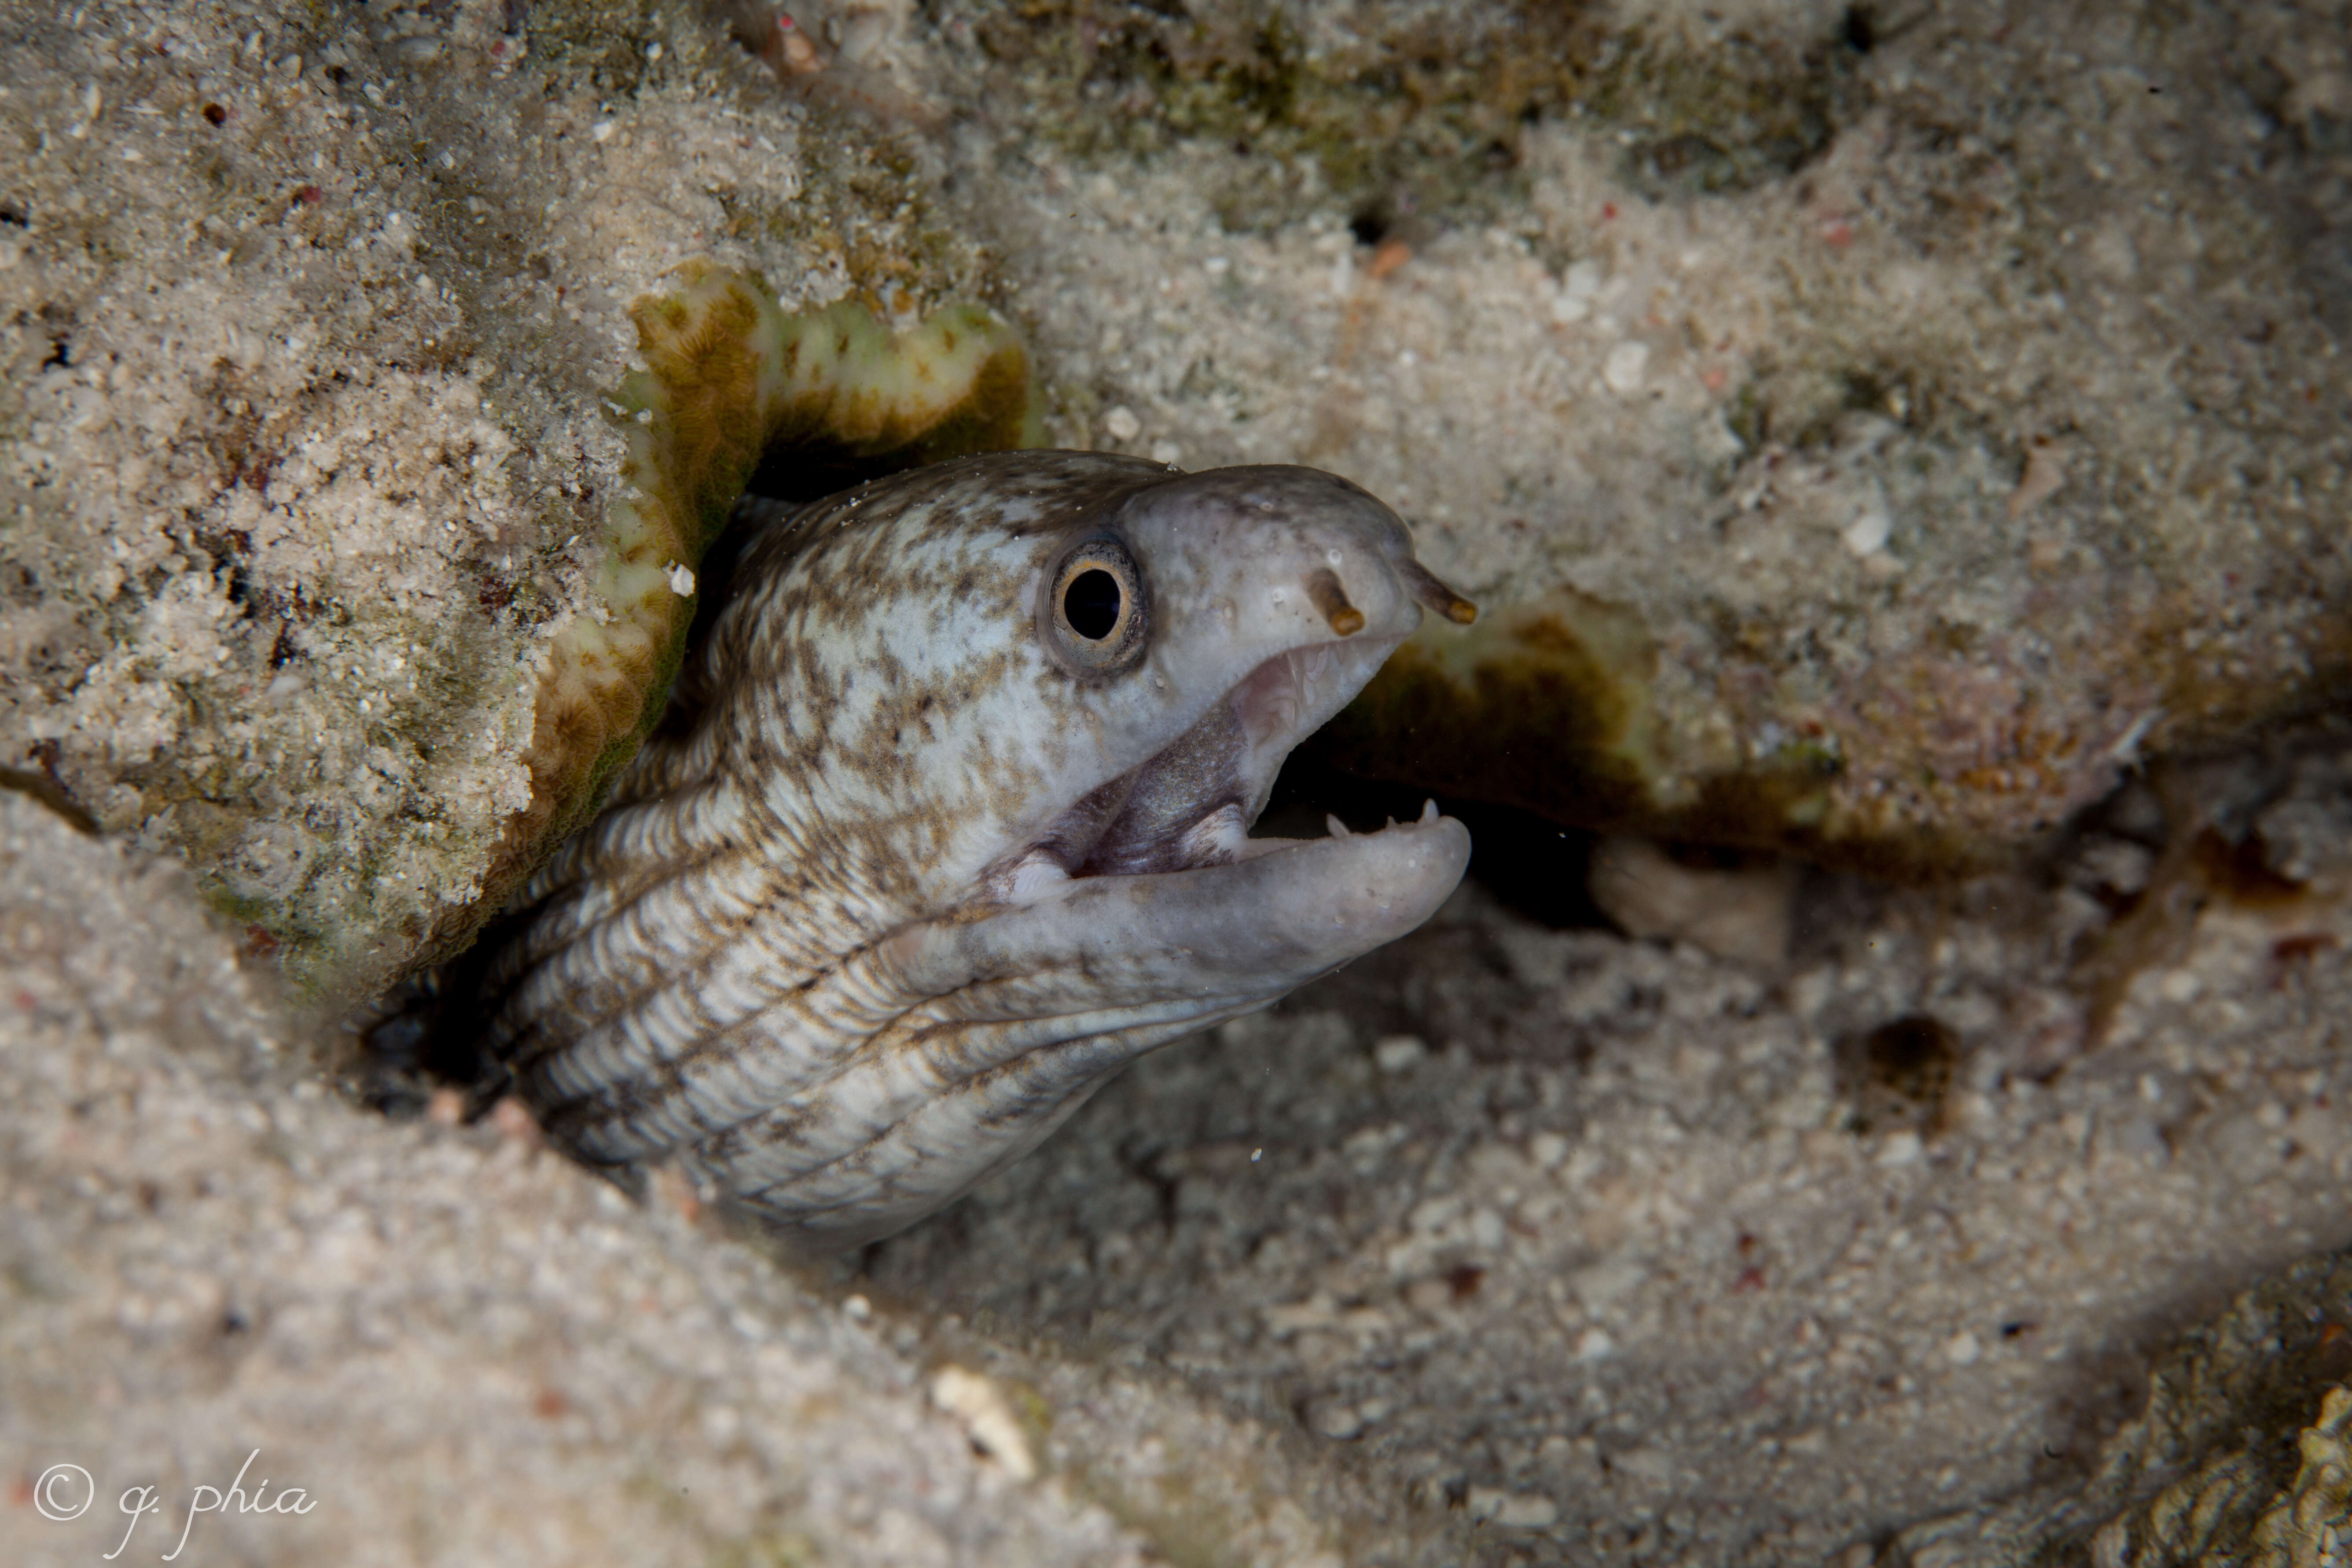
left=989, top=632, right=1409, bottom=903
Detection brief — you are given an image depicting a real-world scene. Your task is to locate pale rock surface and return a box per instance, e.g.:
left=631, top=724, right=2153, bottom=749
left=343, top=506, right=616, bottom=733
left=0, top=789, right=1424, bottom=1565
left=0, top=0, right=985, bottom=991
left=4, top=0, right=2352, bottom=1564
left=926, top=0, right=2352, bottom=863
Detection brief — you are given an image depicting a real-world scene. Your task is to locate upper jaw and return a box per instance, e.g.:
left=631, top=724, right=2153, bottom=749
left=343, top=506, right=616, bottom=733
left=986, top=629, right=1405, bottom=903
left=974, top=460, right=1473, bottom=908
left=1226, top=632, right=1408, bottom=814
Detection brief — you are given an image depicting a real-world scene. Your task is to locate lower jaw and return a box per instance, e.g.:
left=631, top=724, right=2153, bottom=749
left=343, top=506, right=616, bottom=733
left=936, top=812, right=1474, bottom=990
left=719, top=814, right=1475, bottom=1252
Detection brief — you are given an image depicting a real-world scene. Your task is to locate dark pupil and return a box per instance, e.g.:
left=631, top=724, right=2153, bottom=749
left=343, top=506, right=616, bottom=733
left=1063, top=569, right=1122, bottom=640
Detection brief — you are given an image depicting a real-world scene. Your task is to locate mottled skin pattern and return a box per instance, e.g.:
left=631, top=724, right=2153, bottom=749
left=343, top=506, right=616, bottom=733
left=481, top=452, right=1471, bottom=1247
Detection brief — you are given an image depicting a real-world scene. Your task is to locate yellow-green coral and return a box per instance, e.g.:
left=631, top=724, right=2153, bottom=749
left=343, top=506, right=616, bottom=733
left=1893, top=1249, right=2352, bottom=1567
left=2077, top=1385, right=2352, bottom=1568
left=447, top=266, right=1036, bottom=955
left=2254, top=1388, right=2352, bottom=1565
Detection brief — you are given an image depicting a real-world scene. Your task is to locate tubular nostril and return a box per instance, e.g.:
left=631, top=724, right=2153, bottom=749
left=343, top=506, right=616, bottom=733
left=1305, top=568, right=1366, bottom=636
left=1400, top=558, right=1478, bottom=625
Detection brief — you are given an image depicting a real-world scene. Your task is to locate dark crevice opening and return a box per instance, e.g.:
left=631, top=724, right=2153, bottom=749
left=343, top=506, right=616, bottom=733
left=1256, top=747, right=1613, bottom=932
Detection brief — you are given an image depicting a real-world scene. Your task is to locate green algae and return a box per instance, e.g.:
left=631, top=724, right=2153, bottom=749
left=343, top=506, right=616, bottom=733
left=1581, top=25, right=1862, bottom=198
left=963, top=1, right=1868, bottom=234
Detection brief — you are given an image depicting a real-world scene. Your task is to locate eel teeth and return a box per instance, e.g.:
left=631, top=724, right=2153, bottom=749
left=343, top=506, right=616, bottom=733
left=1327, top=813, right=1353, bottom=839
left=1419, top=797, right=1440, bottom=824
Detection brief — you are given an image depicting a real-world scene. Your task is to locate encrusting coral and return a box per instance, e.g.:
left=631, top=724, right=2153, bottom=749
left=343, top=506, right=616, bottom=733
left=1895, top=1246, right=2352, bottom=1567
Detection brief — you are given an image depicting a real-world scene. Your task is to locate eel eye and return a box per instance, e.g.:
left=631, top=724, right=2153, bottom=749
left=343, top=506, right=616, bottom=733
left=1044, top=536, right=1147, bottom=675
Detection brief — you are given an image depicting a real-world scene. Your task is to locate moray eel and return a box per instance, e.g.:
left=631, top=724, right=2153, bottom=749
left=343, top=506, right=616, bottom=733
left=478, top=451, right=1475, bottom=1248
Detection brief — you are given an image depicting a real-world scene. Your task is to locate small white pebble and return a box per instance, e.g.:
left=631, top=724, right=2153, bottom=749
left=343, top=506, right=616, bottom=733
left=1102, top=405, right=1140, bottom=442
left=1603, top=341, right=1650, bottom=394
left=1574, top=1327, right=1614, bottom=1361
left=1373, top=1034, right=1427, bottom=1072
left=930, top=1366, right=1036, bottom=1480
left=1149, top=439, right=1182, bottom=466
left=1841, top=507, right=1892, bottom=556
left=1944, top=1330, right=1982, bottom=1367
left=591, top=120, right=617, bottom=142
left=1612, top=1446, right=1673, bottom=1483
left=666, top=562, right=695, bottom=596
left=1468, top=1487, right=1559, bottom=1528
left=842, top=1293, right=871, bottom=1321
left=1312, top=1401, right=1364, bottom=1439
left=1877, top=1129, right=1924, bottom=1166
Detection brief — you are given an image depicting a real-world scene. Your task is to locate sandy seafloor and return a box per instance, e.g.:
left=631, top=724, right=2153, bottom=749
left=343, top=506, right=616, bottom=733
left=870, top=735, right=2352, bottom=1563
left=4, top=0, right=2352, bottom=1563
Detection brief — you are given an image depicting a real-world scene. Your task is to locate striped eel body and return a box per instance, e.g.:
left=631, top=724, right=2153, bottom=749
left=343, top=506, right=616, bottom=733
left=479, top=451, right=1473, bottom=1248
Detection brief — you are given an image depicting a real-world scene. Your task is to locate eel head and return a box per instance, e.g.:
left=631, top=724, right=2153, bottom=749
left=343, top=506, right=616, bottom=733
left=487, top=452, right=1474, bottom=1247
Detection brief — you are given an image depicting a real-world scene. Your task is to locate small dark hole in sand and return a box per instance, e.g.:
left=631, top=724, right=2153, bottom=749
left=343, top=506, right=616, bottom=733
left=1864, top=1015, right=1959, bottom=1083
left=1837, top=1013, right=1962, bottom=1135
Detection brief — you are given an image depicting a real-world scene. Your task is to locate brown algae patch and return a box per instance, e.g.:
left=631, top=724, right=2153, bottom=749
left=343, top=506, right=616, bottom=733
left=456, top=265, right=1037, bottom=955
left=1315, top=586, right=1668, bottom=830
left=1317, top=583, right=2352, bottom=882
